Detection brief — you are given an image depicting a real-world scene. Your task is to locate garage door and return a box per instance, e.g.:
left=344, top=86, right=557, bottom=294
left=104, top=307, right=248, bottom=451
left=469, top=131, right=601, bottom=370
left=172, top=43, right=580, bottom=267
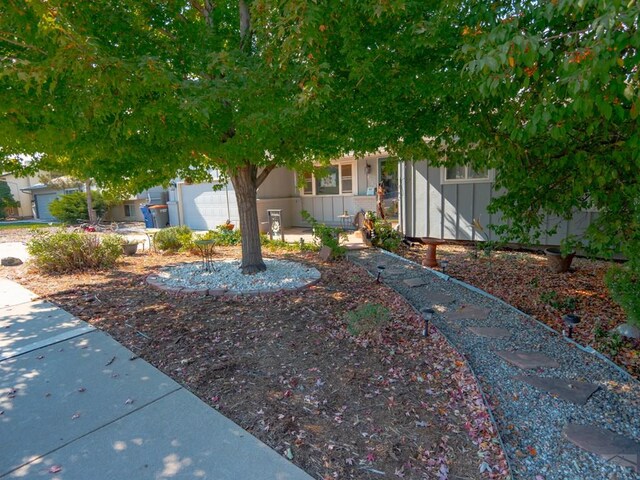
left=180, top=183, right=239, bottom=231
left=35, top=193, right=59, bottom=221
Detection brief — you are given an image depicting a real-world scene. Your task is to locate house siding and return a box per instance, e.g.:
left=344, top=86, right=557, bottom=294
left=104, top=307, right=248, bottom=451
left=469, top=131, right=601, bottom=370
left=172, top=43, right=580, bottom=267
left=402, top=160, right=594, bottom=246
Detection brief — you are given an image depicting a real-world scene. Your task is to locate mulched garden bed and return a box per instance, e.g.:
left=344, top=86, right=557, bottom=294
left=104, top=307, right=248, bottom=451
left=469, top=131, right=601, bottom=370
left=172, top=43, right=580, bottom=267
left=4, top=247, right=508, bottom=480
left=400, top=243, right=639, bottom=379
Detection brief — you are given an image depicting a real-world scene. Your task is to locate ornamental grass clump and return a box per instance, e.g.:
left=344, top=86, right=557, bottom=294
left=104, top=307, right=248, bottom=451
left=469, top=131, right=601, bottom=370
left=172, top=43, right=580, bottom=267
left=27, top=230, right=122, bottom=273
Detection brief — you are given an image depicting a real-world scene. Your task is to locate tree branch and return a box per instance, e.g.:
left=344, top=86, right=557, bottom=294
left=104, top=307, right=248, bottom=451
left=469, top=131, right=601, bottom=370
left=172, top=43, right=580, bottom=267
left=239, top=0, right=251, bottom=51
left=256, top=164, right=276, bottom=188
left=0, top=33, right=46, bottom=54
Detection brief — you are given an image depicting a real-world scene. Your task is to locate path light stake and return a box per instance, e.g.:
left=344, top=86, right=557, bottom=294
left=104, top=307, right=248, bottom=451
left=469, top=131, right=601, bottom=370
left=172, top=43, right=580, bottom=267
left=562, top=314, right=581, bottom=339
left=440, top=260, right=449, bottom=275
left=420, top=307, right=435, bottom=337
left=376, top=265, right=386, bottom=283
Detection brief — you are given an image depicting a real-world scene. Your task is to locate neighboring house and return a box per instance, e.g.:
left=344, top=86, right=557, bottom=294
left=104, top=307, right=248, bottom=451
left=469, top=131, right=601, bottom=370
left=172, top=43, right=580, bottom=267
left=0, top=172, right=40, bottom=219
left=0, top=171, right=167, bottom=223
left=170, top=154, right=594, bottom=246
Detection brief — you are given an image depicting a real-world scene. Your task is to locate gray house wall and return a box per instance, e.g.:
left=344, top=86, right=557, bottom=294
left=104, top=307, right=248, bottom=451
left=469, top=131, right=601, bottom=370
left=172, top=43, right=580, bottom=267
left=401, top=160, right=596, bottom=245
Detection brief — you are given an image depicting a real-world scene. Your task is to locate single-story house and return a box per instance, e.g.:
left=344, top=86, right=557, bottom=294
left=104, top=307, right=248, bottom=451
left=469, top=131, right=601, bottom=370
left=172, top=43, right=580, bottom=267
left=167, top=154, right=594, bottom=244
left=167, top=155, right=386, bottom=232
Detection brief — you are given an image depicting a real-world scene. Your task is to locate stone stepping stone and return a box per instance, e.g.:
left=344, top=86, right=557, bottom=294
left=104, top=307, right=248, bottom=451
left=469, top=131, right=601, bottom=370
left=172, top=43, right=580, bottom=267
left=446, top=305, right=491, bottom=321
left=563, top=423, right=640, bottom=472
left=468, top=327, right=511, bottom=338
left=404, top=277, right=427, bottom=288
left=422, top=292, right=455, bottom=305
left=514, top=375, right=599, bottom=405
left=496, top=351, right=560, bottom=369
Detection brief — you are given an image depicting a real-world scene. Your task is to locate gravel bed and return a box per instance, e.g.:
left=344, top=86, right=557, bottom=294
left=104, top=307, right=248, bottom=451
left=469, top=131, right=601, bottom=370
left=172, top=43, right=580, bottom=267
left=153, top=258, right=321, bottom=294
left=350, top=249, right=640, bottom=480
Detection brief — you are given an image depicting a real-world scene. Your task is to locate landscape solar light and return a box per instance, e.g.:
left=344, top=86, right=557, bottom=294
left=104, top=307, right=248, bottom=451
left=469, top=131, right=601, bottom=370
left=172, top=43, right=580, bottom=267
left=420, top=307, right=435, bottom=337
left=440, top=259, right=449, bottom=274
left=562, top=314, right=581, bottom=339
left=376, top=265, right=386, bottom=283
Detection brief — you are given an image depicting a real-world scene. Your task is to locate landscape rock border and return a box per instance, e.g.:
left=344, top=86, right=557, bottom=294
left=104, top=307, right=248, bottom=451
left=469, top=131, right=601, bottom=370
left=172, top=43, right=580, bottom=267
left=146, top=259, right=321, bottom=297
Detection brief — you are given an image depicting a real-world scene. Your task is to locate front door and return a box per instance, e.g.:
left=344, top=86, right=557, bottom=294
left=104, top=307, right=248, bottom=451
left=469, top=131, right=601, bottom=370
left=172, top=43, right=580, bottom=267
left=378, top=157, right=399, bottom=221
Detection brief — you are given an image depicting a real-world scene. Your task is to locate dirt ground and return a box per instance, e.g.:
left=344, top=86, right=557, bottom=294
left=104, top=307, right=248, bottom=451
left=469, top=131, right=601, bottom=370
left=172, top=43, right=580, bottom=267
left=401, top=243, right=639, bottom=379
left=3, top=244, right=508, bottom=480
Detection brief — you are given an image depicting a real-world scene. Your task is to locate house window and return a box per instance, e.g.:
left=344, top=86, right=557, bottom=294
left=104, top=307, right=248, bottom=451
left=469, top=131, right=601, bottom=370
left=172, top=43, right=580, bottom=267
left=301, top=162, right=356, bottom=195
left=442, top=165, right=493, bottom=184
left=341, top=164, right=353, bottom=193
left=303, top=173, right=313, bottom=195
left=64, top=188, right=80, bottom=194
left=124, top=204, right=134, bottom=217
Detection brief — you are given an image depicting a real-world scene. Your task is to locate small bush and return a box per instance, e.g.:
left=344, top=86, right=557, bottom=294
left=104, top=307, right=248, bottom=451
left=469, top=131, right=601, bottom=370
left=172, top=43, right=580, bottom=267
left=606, top=265, right=640, bottom=328
left=539, top=290, right=578, bottom=312
left=49, top=191, right=107, bottom=224
left=199, top=224, right=242, bottom=246
left=345, top=303, right=391, bottom=336
left=154, top=226, right=194, bottom=252
left=27, top=230, right=122, bottom=273
left=261, top=234, right=318, bottom=253
left=301, top=210, right=346, bottom=258
left=371, top=220, right=403, bottom=252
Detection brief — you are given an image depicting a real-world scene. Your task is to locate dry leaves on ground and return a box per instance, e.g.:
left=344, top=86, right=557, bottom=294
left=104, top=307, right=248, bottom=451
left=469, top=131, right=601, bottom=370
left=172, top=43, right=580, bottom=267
left=5, top=247, right=509, bottom=479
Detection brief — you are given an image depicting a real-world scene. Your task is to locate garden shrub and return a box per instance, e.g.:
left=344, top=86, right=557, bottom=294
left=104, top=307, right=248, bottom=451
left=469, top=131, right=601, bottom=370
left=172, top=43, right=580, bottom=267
left=301, top=210, right=346, bottom=258
left=261, top=234, right=318, bottom=253
left=154, top=226, right=194, bottom=252
left=605, top=265, right=640, bottom=328
left=370, top=219, right=403, bottom=253
left=199, top=224, right=242, bottom=246
left=0, top=181, right=18, bottom=219
left=345, top=303, right=391, bottom=336
left=49, top=191, right=107, bottom=224
left=27, top=230, right=122, bottom=273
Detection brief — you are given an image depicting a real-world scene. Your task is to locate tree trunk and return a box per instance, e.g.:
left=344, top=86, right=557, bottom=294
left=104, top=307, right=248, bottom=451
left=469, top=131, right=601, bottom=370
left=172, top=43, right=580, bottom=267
left=85, top=178, right=97, bottom=223
left=231, top=164, right=266, bottom=274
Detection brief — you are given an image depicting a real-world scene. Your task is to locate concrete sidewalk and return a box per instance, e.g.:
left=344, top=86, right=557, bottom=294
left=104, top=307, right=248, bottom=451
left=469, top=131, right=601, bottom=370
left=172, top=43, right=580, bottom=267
left=0, top=278, right=312, bottom=479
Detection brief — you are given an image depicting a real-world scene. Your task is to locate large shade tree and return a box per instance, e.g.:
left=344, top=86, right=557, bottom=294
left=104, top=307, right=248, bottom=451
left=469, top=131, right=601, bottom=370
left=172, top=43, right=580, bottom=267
left=0, top=1, right=367, bottom=272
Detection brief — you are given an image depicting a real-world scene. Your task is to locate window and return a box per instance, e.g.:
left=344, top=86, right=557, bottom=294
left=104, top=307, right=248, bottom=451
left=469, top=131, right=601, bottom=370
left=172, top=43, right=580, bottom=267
left=442, top=165, right=493, bottom=184
left=315, top=165, right=339, bottom=195
left=64, top=188, right=80, bottom=194
left=124, top=204, right=134, bottom=217
left=300, top=162, right=356, bottom=195
left=341, top=164, right=353, bottom=193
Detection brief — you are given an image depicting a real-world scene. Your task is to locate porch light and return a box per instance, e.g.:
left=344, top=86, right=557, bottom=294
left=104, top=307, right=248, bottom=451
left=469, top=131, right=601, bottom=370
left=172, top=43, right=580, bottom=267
left=366, top=163, right=372, bottom=174
left=440, top=259, right=449, bottom=275
left=420, top=307, right=435, bottom=337
left=376, top=265, right=385, bottom=283
left=562, top=314, right=581, bottom=339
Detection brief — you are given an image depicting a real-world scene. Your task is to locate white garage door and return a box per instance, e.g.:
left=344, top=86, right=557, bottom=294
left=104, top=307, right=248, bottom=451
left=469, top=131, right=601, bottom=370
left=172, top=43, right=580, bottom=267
left=35, top=193, right=59, bottom=221
left=180, top=183, right=239, bottom=231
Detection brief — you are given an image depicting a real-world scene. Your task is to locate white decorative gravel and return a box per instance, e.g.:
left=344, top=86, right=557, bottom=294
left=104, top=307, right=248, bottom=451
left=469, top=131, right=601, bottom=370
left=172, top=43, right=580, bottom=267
left=155, top=259, right=320, bottom=293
